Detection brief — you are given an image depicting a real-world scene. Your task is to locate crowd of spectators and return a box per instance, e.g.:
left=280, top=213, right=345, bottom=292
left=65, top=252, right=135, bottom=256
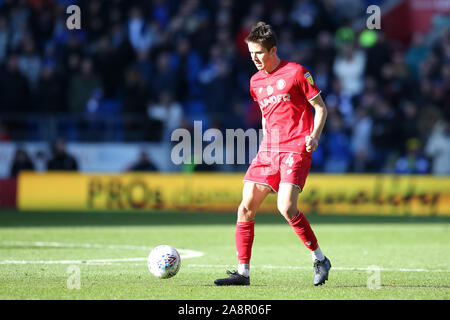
left=9, top=138, right=78, bottom=177
left=0, top=0, right=449, bottom=174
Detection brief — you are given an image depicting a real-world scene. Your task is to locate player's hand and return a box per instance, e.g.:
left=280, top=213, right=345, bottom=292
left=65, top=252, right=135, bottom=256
left=305, top=135, right=318, bottom=153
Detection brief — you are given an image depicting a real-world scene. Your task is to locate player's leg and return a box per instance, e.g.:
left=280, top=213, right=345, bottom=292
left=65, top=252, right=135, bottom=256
left=236, top=182, right=271, bottom=268
left=278, top=152, right=331, bottom=285
left=214, top=182, right=271, bottom=286
left=277, top=183, right=320, bottom=252
left=277, top=183, right=331, bottom=285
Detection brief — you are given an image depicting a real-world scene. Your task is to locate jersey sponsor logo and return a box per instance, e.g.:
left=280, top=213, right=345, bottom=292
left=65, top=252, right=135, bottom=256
left=276, top=79, right=286, bottom=90
left=304, top=72, right=314, bottom=85
left=266, top=85, right=273, bottom=95
left=259, top=93, right=291, bottom=109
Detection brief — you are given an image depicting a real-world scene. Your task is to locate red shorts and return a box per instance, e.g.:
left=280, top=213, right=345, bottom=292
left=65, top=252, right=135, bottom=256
left=243, top=151, right=312, bottom=193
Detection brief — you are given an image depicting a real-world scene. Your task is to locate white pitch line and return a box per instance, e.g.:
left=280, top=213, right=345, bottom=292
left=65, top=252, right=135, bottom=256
left=0, top=258, right=146, bottom=265
left=1, top=240, right=179, bottom=253
left=0, top=240, right=204, bottom=263
left=0, top=240, right=146, bottom=250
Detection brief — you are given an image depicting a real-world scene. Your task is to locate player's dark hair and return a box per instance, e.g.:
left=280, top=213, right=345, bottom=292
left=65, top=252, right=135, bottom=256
left=245, top=21, right=277, bottom=51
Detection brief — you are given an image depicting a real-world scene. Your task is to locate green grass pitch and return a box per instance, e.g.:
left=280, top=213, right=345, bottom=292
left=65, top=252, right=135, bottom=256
left=0, top=210, right=449, bottom=300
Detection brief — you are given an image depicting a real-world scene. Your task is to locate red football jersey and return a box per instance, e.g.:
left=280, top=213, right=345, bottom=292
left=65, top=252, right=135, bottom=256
left=250, top=59, right=321, bottom=154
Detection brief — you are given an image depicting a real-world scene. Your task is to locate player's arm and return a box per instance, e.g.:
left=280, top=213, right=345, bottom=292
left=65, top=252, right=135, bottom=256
left=306, top=94, right=327, bottom=153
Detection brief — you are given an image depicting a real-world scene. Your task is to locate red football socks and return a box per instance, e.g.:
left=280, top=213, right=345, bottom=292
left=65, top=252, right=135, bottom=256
left=235, top=212, right=318, bottom=264
left=288, top=211, right=318, bottom=251
left=235, top=220, right=255, bottom=264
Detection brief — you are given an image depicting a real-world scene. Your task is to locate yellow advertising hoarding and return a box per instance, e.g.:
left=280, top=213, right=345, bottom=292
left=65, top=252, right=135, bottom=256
left=17, top=172, right=450, bottom=216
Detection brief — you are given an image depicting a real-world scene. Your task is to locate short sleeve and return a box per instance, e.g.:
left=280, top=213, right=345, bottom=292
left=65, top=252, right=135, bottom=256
left=295, top=66, right=321, bottom=101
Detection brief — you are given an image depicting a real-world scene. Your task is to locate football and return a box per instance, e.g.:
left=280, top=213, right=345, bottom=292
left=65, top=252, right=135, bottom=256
left=147, top=245, right=181, bottom=279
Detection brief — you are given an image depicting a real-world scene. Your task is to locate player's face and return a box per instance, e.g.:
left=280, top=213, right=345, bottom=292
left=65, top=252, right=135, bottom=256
left=248, top=42, right=276, bottom=72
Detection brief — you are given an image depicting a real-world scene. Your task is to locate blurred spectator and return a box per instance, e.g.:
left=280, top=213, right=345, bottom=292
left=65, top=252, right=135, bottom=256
left=325, top=78, right=354, bottom=128
left=188, top=9, right=214, bottom=60
left=8, top=2, right=30, bottom=51
left=395, top=138, right=429, bottom=174
left=150, top=51, right=178, bottom=97
left=312, top=30, right=336, bottom=71
left=93, top=35, right=122, bottom=99
left=47, top=139, right=78, bottom=171
left=0, top=55, right=30, bottom=113
left=313, top=62, right=331, bottom=93
left=323, top=114, right=351, bottom=173
left=215, top=27, right=236, bottom=62
left=269, top=6, right=290, bottom=35
left=400, top=100, right=420, bottom=142
left=417, top=105, right=442, bottom=142
left=199, top=45, right=233, bottom=119
left=67, top=58, right=102, bottom=114
left=364, top=32, right=391, bottom=81
left=33, top=150, right=47, bottom=172
left=128, top=6, right=159, bottom=52
left=385, top=50, right=413, bottom=104
left=152, top=0, right=171, bottom=30
left=83, top=88, right=121, bottom=141
left=277, top=28, right=297, bottom=61
left=85, top=0, right=106, bottom=41
left=34, top=64, right=66, bottom=113
left=425, top=119, right=450, bottom=175
left=128, top=151, right=158, bottom=172
left=172, top=37, right=202, bottom=101
left=370, top=99, right=401, bottom=172
left=289, top=0, right=321, bottom=39
left=134, top=49, right=153, bottom=87
left=333, top=42, right=366, bottom=97
left=42, top=41, right=57, bottom=71
left=351, top=107, right=373, bottom=172
left=405, top=33, right=429, bottom=78
left=147, top=91, right=183, bottom=140
left=109, top=23, right=136, bottom=79
left=122, top=65, right=150, bottom=116
left=10, top=148, right=34, bottom=177
left=17, top=36, right=41, bottom=89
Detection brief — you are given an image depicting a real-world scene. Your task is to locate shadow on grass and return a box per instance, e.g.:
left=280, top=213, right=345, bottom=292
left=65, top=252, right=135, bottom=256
left=0, top=210, right=448, bottom=228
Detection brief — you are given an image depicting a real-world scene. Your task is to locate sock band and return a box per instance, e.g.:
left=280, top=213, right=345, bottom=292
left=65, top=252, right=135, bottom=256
left=289, top=211, right=302, bottom=224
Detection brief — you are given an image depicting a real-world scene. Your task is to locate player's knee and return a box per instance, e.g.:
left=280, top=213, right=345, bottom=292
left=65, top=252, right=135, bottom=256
left=238, top=202, right=256, bottom=222
left=277, top=202, right=297, bottom=221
